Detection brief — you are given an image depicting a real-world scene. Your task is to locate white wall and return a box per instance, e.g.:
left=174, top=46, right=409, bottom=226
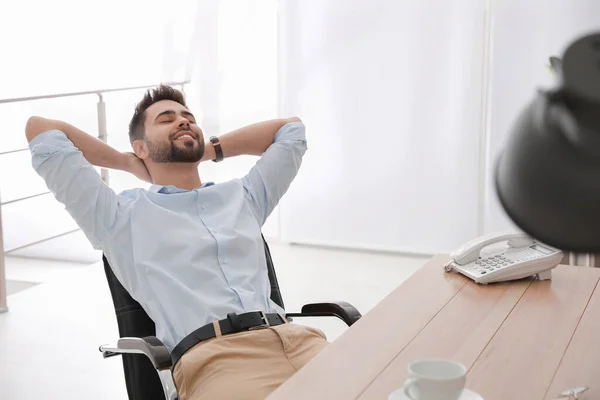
left=278, top=0, right=487, bottom=254
left=482, top=0, right=600, bottom=234
left=0, top=0, right=198, bottom=99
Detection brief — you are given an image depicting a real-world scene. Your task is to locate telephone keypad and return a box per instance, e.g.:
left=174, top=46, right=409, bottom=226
left=470, top=254, right=517, bottom=275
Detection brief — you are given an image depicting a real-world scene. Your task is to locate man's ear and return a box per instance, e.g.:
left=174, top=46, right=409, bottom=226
left=132, top=139, right=149, bottom=160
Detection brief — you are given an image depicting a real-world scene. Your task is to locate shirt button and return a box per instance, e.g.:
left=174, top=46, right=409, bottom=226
left=211, top=229, right=217, bottom=234
left=200, top=204, right=205, bottom=210
left=221, top=259, right=228, bottom=264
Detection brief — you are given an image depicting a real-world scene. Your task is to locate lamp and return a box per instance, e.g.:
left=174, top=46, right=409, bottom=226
left=495, top=32, right=600, bottom=252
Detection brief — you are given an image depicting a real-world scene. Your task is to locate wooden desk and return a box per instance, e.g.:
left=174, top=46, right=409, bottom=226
left=268, top=255, right=600, bottom=400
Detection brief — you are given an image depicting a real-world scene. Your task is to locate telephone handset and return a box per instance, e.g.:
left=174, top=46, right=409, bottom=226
left=444, top=232, right=563, bottom=284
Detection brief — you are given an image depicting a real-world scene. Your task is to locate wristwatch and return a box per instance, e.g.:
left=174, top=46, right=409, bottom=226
left=209, top=136, right=223, bottom=163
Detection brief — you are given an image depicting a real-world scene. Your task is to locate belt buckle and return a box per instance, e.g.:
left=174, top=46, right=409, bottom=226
left=248, top=311, right=270, bottom=331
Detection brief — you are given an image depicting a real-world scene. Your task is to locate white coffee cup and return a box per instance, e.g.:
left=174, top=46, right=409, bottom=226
left=402, top=359, right=466, bottom=400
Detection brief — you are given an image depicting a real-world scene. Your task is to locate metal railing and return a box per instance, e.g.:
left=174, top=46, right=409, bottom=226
left=0, top=80, right=189, bottom=312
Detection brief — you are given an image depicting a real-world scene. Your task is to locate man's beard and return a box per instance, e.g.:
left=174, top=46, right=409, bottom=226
left=145, top=131, right=205, bottom=163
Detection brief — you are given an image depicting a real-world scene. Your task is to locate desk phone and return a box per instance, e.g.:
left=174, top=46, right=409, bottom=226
left=444, top=232, right=563, bottom=284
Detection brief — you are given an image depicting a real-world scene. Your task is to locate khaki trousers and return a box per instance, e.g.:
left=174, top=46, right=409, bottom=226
left=172, top=323, right=328, bottom=400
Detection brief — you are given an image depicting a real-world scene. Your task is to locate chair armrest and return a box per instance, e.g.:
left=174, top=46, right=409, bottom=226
left=286, top=301, right=362, bottom=326
left=99, top=336, right=172, bottom=370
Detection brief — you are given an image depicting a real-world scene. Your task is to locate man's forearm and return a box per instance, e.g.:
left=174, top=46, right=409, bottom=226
left=201, top=117, right=301, bottom=162
left=25, top=116, right=129, bottom=170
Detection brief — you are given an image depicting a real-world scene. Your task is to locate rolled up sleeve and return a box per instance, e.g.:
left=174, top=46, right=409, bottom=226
left=29, top=130, right=126, bottom=249
left=242, top=121, right=307, bottom=225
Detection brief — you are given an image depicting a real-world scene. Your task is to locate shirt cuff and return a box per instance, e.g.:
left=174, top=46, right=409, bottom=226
left=28, top=129, right=70, bottom=151
left=274, top=121, right=306, bottom=143
left=29, top=129, right=75, bottom=171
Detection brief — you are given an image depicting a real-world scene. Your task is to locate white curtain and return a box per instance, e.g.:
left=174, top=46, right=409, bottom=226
left=278, top=0, right=487, bottom=254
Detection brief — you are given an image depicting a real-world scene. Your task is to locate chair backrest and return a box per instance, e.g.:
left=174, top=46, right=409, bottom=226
left=102, top=235, right=284, bottom=400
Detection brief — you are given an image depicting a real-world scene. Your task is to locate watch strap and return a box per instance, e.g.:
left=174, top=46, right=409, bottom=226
left=209, top=136, right=223, bottom=163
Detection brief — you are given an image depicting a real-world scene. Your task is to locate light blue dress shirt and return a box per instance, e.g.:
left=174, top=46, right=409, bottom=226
left=29, top=121, right=307, bottom=351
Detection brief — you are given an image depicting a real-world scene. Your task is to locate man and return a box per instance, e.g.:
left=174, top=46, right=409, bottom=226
left=26, top=85, right=328, bottom=399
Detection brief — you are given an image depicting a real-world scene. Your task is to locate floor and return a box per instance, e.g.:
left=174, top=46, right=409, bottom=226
left=0, top=234, right=429, bottom=400
left=5, top=279, right=38, bottom=295
left=7, top=229, right=103, bottom=264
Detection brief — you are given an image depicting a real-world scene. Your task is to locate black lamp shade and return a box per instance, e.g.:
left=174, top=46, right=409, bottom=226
left=495, top=33, right=600, bottom=252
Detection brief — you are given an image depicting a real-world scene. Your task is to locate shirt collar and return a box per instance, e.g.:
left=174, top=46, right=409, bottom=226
left=150, top=182, right=215, bottom=194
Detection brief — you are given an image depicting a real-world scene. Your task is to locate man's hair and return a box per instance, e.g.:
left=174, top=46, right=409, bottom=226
left=128, top=84, right=187, bottom=143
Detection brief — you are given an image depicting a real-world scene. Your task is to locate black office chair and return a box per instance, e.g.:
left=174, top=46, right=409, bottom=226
left=99, top=235, right=362, bottom=400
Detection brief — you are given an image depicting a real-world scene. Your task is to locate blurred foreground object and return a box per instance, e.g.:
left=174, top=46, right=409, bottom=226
left=495, top=32, right=600, bottom=252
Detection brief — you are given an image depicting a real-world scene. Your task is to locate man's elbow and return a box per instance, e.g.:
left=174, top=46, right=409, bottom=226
left=25, top=116, right=54, bottom=143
